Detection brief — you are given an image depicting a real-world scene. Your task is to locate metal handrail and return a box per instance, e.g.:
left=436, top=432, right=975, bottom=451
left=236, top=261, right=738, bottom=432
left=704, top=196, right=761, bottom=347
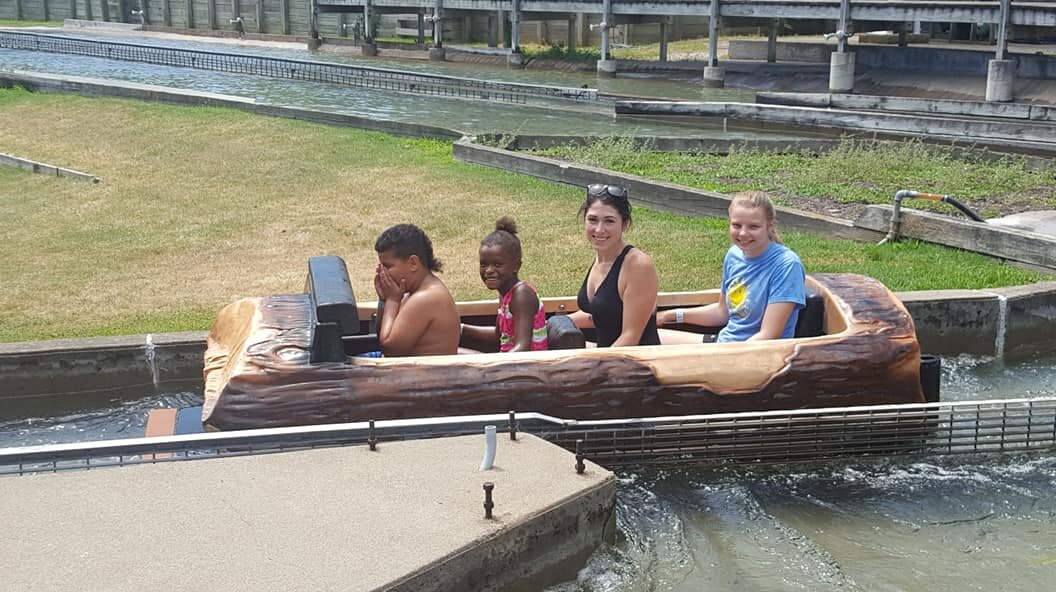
left=2, top=398, right=1054, bottom=475
left=0, top=31, right=602, bottom=104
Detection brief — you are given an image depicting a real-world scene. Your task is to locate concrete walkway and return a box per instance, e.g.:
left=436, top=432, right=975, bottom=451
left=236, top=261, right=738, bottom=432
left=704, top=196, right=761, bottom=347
left=0, top=433, right=615, bottom=592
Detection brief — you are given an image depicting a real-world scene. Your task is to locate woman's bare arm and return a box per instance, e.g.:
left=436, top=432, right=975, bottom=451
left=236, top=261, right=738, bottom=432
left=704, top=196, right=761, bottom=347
left=612, top=250, right=658, bottom=347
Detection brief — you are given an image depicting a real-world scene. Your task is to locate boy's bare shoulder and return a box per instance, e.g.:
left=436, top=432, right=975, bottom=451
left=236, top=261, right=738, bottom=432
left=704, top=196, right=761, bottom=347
left=410, top=276, right=456, bottom=309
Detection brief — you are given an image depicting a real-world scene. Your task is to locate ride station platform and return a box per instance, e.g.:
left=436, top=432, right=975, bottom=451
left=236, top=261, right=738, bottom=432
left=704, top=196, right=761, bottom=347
left=0, top=432, right=615, bottom=591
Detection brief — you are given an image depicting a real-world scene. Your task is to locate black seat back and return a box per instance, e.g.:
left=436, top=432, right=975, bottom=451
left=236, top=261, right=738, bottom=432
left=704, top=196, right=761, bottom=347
left=306, top=256, right=363, bottom=362
left=794, top=289, right=825, bottom=338
left=546, top=315, right=586, bottom=350
left=306, top=256, right=360, bottom=335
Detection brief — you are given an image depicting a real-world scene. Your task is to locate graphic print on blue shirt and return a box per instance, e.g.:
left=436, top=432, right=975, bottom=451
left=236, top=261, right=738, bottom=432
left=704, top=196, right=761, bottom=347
left=717, top=242, right=806, bottom=343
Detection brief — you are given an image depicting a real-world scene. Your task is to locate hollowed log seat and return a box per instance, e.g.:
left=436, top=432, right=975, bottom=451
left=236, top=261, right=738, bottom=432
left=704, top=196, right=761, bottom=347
left=201, top=257, right=924, bottom=431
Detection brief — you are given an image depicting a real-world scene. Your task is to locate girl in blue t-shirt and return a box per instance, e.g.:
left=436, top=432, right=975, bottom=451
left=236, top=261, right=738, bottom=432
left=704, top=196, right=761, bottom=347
left=657, top=191, right=806, bottom=343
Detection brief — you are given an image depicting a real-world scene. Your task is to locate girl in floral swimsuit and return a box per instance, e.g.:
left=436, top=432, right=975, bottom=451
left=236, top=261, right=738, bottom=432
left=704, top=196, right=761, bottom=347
left=460, top=217, right=548, bottom=353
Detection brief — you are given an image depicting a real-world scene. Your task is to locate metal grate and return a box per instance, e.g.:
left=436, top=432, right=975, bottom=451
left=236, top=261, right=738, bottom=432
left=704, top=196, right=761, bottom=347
left=544, top=397, right=1056, bottom=468
left=0, top=31, right=602, bottom=105
left=2, top=398, right=1054, bottom=476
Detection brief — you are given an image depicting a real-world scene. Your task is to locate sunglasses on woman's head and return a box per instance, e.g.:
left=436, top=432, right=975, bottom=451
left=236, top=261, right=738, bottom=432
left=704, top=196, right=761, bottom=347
left=587, top=184, right=628, bottom=199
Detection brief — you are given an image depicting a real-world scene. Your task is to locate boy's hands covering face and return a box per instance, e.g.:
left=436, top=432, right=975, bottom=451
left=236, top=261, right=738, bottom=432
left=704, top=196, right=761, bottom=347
left=374, top=263, right=406, bottom=303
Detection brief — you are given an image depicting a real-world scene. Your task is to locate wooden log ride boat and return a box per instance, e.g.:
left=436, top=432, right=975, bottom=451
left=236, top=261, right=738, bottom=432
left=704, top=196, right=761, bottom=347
left=201, top=256, right=925, bottom=431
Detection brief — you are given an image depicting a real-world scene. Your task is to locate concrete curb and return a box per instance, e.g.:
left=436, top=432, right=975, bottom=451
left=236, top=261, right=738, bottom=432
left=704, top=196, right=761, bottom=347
left=0, top=151, right=100, bottom=182
left=857, top=205, right=1056, bottom=271
left=614, top=101, right=1056, bottom=155
left=0, top=332, right=207, bottom=399
left=758, top=91, right=1056, bottom=123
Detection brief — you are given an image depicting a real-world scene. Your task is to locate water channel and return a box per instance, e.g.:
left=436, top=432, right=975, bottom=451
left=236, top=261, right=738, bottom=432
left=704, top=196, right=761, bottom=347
left=3, top=29, right=1056, bottom=591
left=0, top=29, right=773, bottom=137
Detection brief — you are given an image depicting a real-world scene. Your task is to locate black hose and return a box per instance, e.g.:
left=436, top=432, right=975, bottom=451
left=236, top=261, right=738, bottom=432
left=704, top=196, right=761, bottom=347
left=942, top=196, right=986, bottom=222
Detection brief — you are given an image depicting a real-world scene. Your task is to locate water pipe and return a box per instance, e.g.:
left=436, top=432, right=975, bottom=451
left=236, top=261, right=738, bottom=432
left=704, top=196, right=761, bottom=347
left=479, top=424, right=497, bottom=470
left=878, top=189, right=986, bottom=245
left=823, top=30, right=857, bottom=42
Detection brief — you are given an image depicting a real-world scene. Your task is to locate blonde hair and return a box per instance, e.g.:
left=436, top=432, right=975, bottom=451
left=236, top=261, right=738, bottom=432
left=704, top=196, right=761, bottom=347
left=729, top=191, right=781, bottom=243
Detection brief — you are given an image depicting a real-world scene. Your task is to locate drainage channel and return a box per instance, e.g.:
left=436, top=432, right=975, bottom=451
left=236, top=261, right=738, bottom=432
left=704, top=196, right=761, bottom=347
left=0, top=31, right=602, bottom=105
left=2, top=397, right=1054, bottom=476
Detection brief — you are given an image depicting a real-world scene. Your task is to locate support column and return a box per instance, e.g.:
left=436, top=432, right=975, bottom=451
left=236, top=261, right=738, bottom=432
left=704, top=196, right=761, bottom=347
left=702, top=0, right=724, bottom=87
left=497, top=10, right=506, bottom=48
left=829, top=51, right=855, bottom=93
left=100, top=0, right=110, bottom=21
left=362, top=0, right=378, bottom=55
left=135, top=0, right=148, bottom=25
left=658, top=17, right=669, bottom=62
left=829, top=0, right=854, bottom=93
left=280, top=0, right=289, bottom=35
left=508, top=0, right=523, bottom=67
left=417, top=10, right=425, bottom=45
left=596, top=0, right=616, bottom=75
left=163, top=0, right=171, bottom=26
left=307, top=0, right=320, bottom=49
left=766, top=18, right=778, bottom=62
left=256, top=0, right=264, bottom=33
left=986, top=0, right=1014, bottom=102
left=567, top=16, right=576, bottom=50
left=230, top=0, right=242, bottom=37
left=208, top=0, right=217, bottom=30
left=85, top=0, right=93, bottom=21
left=487, top=13, right=497, bottom=47
left=429, top=0, right=446, bottom=60
left=43, top=0, right=50, bottom=22
left=898, top=22, right=908, bottom=47
left=71, top=0, right=77, bottom=21
left=986, top=59, right=1015, bottom=102
left=16, top=0, right=23, bottom=21
left=186, top=0, right=194, bottom=28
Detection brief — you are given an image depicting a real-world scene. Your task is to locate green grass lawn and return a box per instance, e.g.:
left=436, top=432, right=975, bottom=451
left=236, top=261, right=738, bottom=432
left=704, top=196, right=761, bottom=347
left=538, top=136, right=1056, bottom=219
left=0, top=88, right=1047, bottom=343
left=0, top=19, right=62, bottom=27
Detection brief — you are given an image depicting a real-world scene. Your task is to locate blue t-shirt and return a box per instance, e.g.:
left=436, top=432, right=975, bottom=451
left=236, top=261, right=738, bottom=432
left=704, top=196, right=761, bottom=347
left=717, top=242, right=806, bottom=343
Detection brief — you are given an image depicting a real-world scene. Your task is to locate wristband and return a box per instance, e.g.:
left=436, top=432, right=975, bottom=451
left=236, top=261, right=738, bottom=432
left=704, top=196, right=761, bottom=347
left=675, top=310, right=684, bottom=324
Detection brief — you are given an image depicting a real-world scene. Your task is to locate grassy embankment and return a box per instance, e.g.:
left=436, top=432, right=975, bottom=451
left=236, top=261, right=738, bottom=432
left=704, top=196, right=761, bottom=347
left=0, top=88, right=1047, bottom=343
left=487, top=39, right=718, bottom=62
left=537, top=136, right=1056, bottom=219
left=0, top=19, right=62, bottom=27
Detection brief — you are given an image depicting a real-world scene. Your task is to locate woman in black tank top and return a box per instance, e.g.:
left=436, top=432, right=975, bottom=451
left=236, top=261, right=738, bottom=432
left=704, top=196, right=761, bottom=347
left=569, top=184, right=661, bottom=347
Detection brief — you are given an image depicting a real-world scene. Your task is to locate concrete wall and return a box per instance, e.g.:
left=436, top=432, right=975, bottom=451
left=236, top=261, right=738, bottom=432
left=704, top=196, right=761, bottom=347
left=899, top=282, right=1056, bottom=358
left=729, top=40, right=1056, bottom=79
left=0, top=0, right=78, bottom=20
left=729, top=39, right=835, bottom=63
left=614, top=101, right=1056, bottom=155
left=757, top=92, right=1056, bottom=124
left=0, top=332, right=207, bottom=400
